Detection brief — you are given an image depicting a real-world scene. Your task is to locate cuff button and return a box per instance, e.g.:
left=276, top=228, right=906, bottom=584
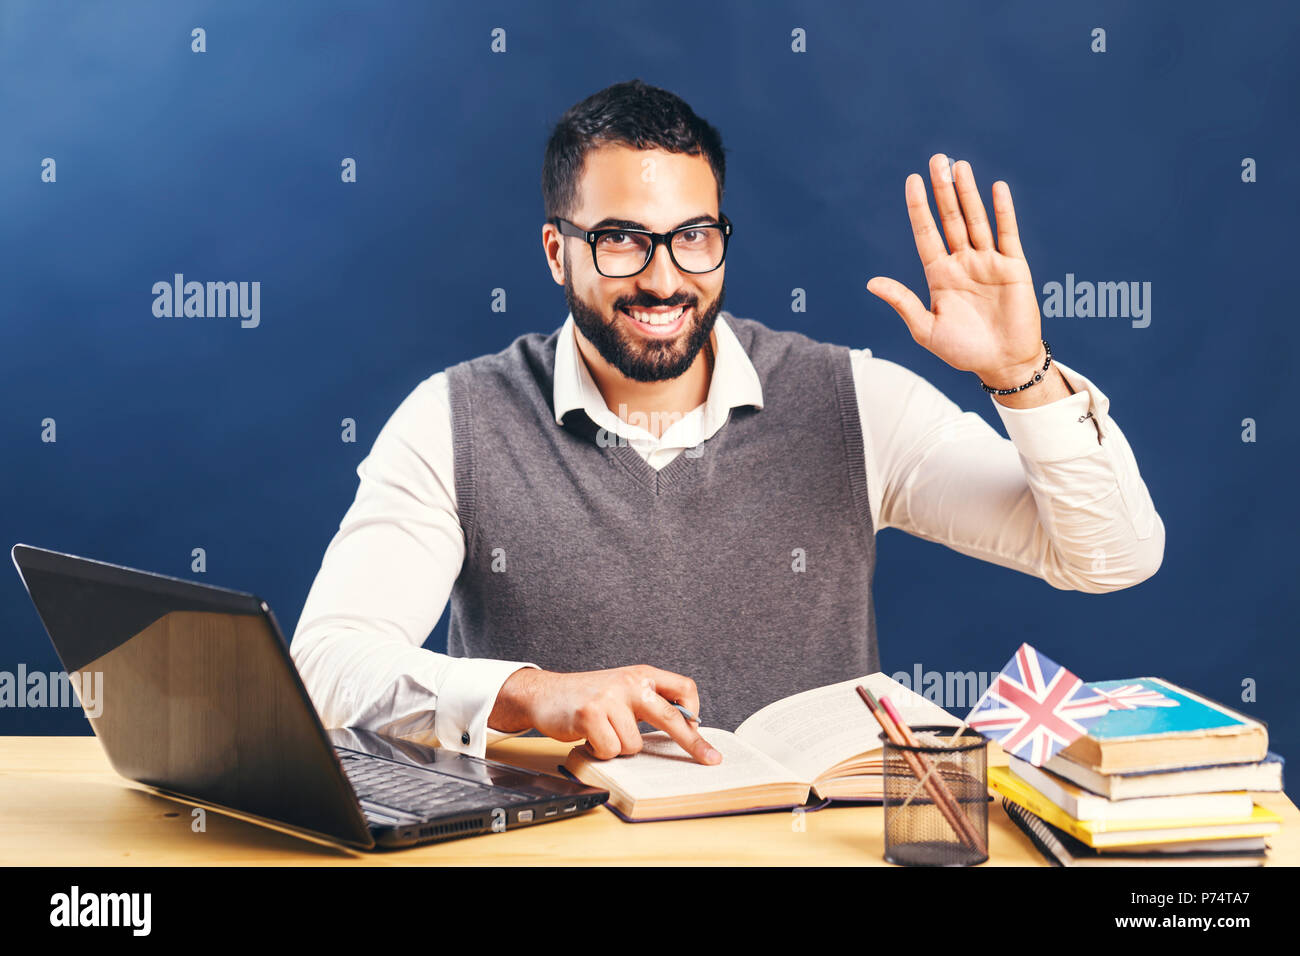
left=461, top=731, right=471, bottom=745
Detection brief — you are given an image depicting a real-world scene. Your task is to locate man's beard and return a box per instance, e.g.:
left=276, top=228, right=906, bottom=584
left=563, top=248, right=724, bottom=383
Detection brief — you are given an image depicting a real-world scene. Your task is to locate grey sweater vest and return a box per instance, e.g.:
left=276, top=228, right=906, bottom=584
left=445, top=314, right=877, bottom=731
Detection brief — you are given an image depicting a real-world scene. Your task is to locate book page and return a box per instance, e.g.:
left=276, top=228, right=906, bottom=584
left=734, top=673, right=960, bottom=782
left=574, top=728, right=806, bottom=796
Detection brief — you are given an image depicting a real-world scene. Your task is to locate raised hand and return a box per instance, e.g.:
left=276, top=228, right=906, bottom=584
left=867, top=154, right=1053, bottom=393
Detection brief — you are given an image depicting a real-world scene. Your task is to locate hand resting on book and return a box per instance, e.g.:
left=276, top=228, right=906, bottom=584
left=488, top=664, right=723, bottom=765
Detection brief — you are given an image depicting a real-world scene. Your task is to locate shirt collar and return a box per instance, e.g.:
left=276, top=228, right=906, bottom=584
left=552, top=312, right=764, bottom=430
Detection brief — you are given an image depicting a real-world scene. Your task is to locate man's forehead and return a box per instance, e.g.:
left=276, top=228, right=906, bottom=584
left=572, top=143, right=718, bottom=228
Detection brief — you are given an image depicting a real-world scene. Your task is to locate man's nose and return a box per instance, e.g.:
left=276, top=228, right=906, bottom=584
left=636, top=241, right=684, bottom=301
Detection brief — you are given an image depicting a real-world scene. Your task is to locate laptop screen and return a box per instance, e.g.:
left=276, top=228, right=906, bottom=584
left=12, top=545, right=374, bottom=848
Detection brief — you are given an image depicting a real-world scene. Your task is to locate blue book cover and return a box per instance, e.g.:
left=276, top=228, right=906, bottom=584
left=1078, top=677, right=1264, bottom=741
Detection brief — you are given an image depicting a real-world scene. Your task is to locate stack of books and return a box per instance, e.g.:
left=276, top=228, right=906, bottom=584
left=991, top=677, right=1284, bottom=866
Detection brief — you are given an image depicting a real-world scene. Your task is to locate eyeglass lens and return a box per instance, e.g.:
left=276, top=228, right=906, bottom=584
left=594, top=226, right=725, bottom=276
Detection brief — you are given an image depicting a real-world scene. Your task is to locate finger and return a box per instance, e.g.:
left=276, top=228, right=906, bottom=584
left=635, top=692, right=722, bottom=765
left=640, top=666, right=701, bottom=719
left=607, top=706, right=645, bottom=756
left=904, top=173, right=946, bottom=267
left=928, top=153, right=969, bottom=253
left=582, top=715, right=622, bottom=760
left=866, top=277, right=934, bottom=345
left=953, top=160, right=993, bottom=250
left=991, top=180, right=1024, bottom=259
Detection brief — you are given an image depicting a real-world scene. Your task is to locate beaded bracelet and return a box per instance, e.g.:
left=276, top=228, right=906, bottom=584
left=979, top=340, right=1052, bottom=395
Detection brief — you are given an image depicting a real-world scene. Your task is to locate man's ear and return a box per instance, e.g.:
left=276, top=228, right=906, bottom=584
left=542, top=223, right=565, bottom=285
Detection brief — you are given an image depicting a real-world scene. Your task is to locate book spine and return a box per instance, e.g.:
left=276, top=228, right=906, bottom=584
left=989, top=774, right=1093, bottom=844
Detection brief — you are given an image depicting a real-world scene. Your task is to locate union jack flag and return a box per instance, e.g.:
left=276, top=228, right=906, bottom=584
left=1089, top=683, right=1178, bottom=711
left=967, top=643, right=1111, bottom=766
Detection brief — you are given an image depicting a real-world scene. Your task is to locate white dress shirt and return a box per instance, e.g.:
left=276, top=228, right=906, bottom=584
left=290, top=313, right=1164, bottom=757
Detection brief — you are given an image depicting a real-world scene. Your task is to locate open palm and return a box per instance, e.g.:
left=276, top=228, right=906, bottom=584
left=868, top=154, right=1044, bottom=387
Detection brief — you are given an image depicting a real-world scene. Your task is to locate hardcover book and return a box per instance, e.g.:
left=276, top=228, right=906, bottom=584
left=1042, top=750, right=1283, bottom=799
left=1057, top=677, right=1268, bottom=773
left=1007, top=755, right=1253, bottom=821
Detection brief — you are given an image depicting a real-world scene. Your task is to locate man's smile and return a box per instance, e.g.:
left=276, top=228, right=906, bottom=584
left=618, top=303, right=692, bottom=338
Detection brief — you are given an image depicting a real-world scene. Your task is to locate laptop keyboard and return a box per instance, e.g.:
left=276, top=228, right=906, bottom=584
left=337, top=750, right=532, bottom=822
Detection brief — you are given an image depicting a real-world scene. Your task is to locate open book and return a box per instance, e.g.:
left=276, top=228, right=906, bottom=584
left=563, top=672, right=961, bottom=821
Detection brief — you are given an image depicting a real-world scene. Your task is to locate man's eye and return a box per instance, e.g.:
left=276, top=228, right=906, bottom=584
left=598, top=232, right=633, bottom=246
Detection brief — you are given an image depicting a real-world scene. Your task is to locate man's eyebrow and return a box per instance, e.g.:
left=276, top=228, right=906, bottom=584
left=587, top=214, right=720, bottom=231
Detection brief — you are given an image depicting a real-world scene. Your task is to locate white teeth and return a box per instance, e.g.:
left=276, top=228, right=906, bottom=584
left=626, top=306, right=685, bottom=326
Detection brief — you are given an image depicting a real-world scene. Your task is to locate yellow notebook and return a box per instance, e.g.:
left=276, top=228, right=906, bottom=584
left=989, top=766, right=1281, bottom=849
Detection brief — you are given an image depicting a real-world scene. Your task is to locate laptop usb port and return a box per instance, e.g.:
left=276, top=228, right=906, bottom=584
left=544, top=806, right=558, bottom=817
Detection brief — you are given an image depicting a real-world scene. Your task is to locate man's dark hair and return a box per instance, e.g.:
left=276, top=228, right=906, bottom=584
left=542, top=79, right=727, bottom=221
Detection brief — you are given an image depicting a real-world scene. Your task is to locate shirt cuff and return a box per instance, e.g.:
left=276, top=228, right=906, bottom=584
left=431, top=657, right=539, bottom=758
left=990, top=359, right=1110, bottom=462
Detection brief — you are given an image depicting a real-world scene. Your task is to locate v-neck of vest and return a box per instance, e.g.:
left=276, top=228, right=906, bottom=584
left=606, top=436, right=702, bottom=494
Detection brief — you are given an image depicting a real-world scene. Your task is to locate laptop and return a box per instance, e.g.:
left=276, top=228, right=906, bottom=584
left=10, top=543, right=608, bottom=850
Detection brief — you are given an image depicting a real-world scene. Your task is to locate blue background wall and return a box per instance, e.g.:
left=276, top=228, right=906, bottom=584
left=2, top=1, right=1296, bottom=796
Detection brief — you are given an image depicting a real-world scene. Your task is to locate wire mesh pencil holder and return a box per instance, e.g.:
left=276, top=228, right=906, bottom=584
left=880, top=726, right=989, bottom=866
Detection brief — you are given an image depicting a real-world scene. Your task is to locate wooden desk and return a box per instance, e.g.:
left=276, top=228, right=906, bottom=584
left=2, top=736, right=1295, bottom=865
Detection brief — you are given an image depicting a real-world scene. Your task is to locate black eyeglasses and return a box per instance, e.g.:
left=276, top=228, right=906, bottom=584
left=551, top=214, right=732, bottom=278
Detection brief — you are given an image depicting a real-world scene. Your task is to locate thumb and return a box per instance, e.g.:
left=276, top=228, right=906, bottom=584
left=867, top=277, right=933, bottom=344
